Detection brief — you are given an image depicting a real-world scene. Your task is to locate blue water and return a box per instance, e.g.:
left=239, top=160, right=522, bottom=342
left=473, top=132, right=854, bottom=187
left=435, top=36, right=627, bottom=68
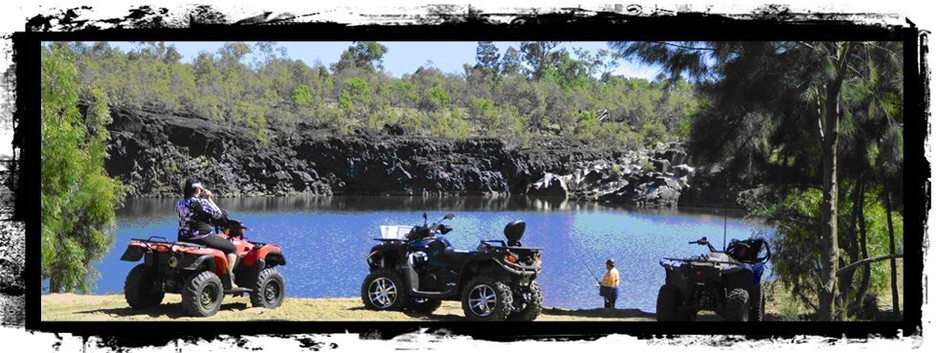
left=96, top=196, right=775, bottom=313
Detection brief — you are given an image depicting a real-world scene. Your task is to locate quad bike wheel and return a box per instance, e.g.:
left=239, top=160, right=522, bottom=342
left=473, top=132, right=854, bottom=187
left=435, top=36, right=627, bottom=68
left=656, top=284, right=683, bottom=321
left=182, top=271, right=224, bottom=317
left=124, top=264, right=165, bottom=310
left=361, top=269, right=409, bottom=311
left=462, top=276, right=513, bottom=321
left=507, top=281, right=544, bottom=321
left=405, top=297, right=443, bottom=314
left=724, top=288, right=750, bottom=321
left=749, top=284, right=765, bottom=322
left=251, top=268, right=285, bottom=309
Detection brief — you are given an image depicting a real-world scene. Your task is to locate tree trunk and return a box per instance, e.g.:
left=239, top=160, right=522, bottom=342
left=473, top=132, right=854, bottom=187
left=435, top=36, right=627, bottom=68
left=817, top=114, right=839, bottom=321
left=854, top=186, right=872, bottom=307
left=839, top=182, right=863, bottom=320
left=884, top=187, right=900, bottom=316
left=817, top=42, right=852, bottom=321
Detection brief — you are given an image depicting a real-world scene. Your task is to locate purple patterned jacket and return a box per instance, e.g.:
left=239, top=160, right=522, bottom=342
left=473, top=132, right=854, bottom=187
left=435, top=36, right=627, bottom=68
left=175, top=197, right=224, bottom=240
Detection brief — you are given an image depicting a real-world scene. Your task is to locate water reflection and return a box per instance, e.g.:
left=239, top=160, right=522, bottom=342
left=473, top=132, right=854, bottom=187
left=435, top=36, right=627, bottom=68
left=118, top=195, right=751, bottom=216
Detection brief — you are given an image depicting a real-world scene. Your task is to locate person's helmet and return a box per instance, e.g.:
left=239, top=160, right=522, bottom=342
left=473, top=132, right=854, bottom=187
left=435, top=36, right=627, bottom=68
left=606, top=259, right=615, bottom=266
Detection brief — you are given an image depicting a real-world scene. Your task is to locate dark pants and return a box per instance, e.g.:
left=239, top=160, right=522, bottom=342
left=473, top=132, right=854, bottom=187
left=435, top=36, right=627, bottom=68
left=190, top=233, right=236, bottom=254
left=603, top=287, right=619, bottom=309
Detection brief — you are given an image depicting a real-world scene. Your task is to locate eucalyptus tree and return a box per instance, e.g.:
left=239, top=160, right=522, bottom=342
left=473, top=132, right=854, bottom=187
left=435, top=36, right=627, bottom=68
left=474, top=41, right=501, bottom=81
left=41, top=44, right=125, bottom=292
left=331, top=41, right=389, bottom=73
left=612, top=41, right=903, bottom=320
left=519, top=41, right=561, bottom=81
left=500, top=46, right=524, bottom=77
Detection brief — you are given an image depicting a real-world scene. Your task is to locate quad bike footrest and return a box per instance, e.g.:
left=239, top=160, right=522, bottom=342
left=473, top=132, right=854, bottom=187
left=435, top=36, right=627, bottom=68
left=224, top=287, right=254, bottom=295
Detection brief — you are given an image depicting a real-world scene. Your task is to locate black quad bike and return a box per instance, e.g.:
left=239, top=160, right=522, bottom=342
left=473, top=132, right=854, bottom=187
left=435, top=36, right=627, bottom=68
left=361, top=213, right=544, bottom=321
left=656, top=236, right=771, bottom=321
left=120, top=218, right=287, bottom=317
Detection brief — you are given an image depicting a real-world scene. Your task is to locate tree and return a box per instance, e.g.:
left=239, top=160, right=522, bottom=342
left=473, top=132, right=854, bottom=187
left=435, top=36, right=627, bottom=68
left=474, top=41, right=501, bottom=80
left=613, top=41, right=902, bottom=320
left=331, top=41, right=388, bottom=73
left=500, top=46, right=524, bottom=77
left=291, top=84, right=315, bottom=106
left=519, top=41, right=561, bottom=81
left=41, top=44, right=124, bottom=293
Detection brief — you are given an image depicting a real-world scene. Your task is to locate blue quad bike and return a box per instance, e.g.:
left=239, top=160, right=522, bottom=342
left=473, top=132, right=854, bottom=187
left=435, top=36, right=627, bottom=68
left=657, top=236, right=771, bottom=321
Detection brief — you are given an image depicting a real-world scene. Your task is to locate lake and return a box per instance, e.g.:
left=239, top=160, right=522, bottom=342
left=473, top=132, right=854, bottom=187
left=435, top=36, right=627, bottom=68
left=95, top=196, right=775, bottom=313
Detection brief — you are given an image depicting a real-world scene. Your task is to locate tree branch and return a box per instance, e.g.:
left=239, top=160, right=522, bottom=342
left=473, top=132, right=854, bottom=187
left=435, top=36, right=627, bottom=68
left=651, top=41, right=717, bottom=52
left=837, top=253, right=903, bottom=277
left=795, top=41, right=820, bottom=53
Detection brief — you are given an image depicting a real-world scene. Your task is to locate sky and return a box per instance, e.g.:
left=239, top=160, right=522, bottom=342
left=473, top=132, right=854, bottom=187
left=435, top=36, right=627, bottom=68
left=107, top=41, right=664, bottom=80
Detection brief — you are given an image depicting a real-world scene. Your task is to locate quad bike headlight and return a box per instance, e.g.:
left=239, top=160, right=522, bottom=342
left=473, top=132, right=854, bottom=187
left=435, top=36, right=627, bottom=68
left=504, top=254, right=518, bottom=264
left=168, top=256, right=179, bottom=268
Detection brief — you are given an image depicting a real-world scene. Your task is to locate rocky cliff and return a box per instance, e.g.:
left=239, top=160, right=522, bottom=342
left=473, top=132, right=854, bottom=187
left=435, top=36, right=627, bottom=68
left=104, top=105, right=698, bottom=208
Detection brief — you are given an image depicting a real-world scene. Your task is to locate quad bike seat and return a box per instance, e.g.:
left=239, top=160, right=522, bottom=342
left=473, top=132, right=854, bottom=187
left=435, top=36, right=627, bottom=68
left=175, top=241, right=205, bottom=248
left=504, top=220, right=526, bottom=247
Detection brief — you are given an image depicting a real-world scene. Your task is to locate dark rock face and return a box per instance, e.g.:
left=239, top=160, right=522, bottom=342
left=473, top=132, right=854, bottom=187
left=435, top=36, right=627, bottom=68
left=104, top=106, right=697, bottom=208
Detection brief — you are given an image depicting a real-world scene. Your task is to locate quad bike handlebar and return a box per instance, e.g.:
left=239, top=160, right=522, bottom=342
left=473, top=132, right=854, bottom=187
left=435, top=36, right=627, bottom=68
left=690, top=237, right=717, bottom=252
left=685, top=236, right=773, bottom=264
left=211, top=211, right=249, bottom=239
left=408, top=213, right=456, bottom=241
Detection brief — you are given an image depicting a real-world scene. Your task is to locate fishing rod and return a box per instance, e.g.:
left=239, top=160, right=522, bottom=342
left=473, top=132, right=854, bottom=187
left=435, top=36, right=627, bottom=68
left=566, top=239, right=601, bottom=283
left=722, top=175, right=729, bottom=251
left=723, top=205, right=728, bottom=251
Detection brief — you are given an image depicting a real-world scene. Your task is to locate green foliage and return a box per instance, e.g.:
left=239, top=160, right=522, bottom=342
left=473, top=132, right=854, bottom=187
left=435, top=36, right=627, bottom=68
left=332, top=41, right=388, bottom=73
left=641, top=159, right=655, bottom=172
left=291, top=84, right=315, bottom=106
left=426, top=87, right=451, bottom=111
left=41, top=44, right=125, bottom=293
left=474, top=41, right=501, bottom=80
left=65, top=41, right=699, bottom=145
left=742, top=185, right=903, bottom=314
left=616, top=41, right=904, bottom=319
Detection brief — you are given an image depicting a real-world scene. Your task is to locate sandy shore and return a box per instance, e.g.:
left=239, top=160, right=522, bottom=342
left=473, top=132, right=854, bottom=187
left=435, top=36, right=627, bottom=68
left=41, top=293, right=663, bottom=321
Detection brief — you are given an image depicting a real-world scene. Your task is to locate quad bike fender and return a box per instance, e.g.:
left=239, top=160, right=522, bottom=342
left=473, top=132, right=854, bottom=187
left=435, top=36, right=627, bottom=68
left=265, top=251, right=286, bottom=267
left=750, top=262, right=765, bottom=284
left=233, top=259, right=266, bottom=288
left=177, top=247, right=230, bottom=276
left=721, top=267, right=756, bottom=293
left=120, top=245, right=146, bottom=262
left=243, top=245, right=286, bottom=267
left=456, top=259, right=533, bottom=290
left=179, top=254, right=219, bottom=273
left=366, top=247, right=402, bottom=270
left=662, top=266, right=695, bottom=305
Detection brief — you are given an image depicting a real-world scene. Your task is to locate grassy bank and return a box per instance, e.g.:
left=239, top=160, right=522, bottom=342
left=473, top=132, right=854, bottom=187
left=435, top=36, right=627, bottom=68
left=41, top=273, right=903, bottom=322
left=41, top=294, right=660, bottom=322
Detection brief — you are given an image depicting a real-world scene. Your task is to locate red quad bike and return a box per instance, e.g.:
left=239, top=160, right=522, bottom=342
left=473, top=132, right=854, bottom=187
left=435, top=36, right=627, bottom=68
left=120, top=218, right=287, bottom=317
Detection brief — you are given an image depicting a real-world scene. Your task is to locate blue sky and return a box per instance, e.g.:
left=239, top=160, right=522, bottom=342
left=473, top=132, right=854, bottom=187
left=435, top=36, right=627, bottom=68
left=108, top=41, right=663, bottom=80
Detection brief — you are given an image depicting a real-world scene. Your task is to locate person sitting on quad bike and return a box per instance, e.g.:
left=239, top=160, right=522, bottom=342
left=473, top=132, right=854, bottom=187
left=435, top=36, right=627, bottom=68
left=175, top=179, right=243, bottom=290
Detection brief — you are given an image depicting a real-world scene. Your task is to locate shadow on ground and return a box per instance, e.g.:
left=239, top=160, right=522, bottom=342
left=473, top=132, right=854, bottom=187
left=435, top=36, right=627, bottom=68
left=541, top=307, right=657, bottom=319
left=76, top=302, right=250, bottom=319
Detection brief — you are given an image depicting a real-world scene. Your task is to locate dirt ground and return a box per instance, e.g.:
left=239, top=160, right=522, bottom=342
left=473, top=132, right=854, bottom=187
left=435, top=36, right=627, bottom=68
left=41, top=293, right=666, bottom=321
